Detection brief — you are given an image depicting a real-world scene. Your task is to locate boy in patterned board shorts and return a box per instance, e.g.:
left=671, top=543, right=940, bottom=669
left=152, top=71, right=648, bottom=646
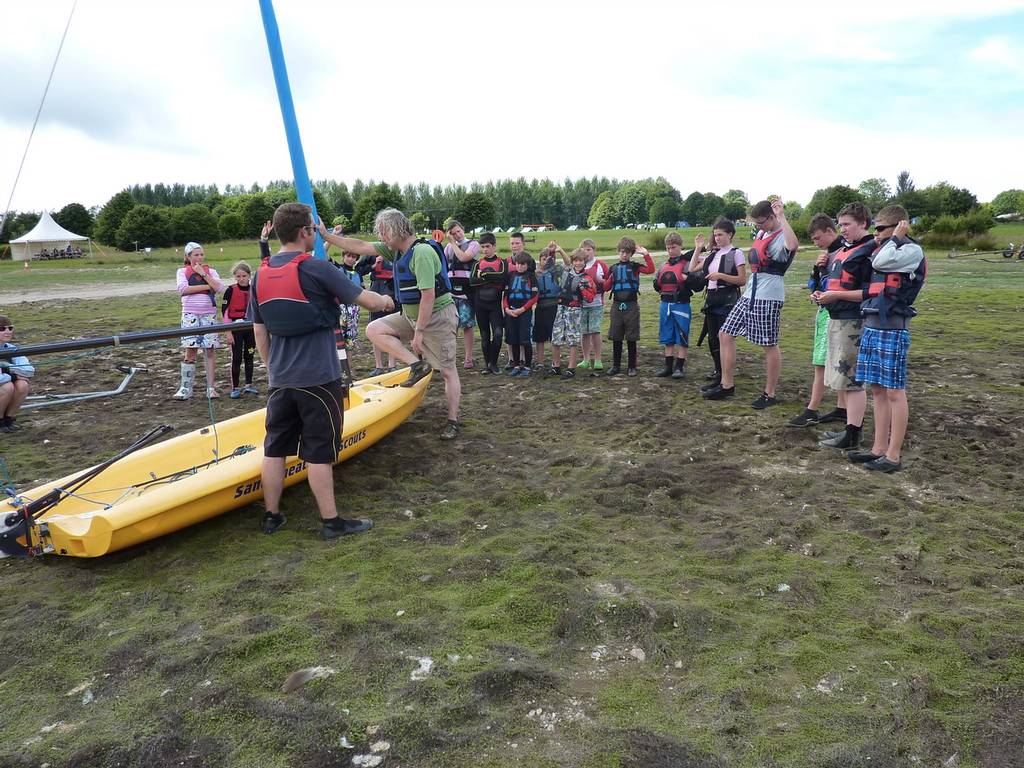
left=704, top=199, right=798, bottom=409
left=788, top=215, right=848, bottom=427
left=814, top=203, right=878, bottom=450
left=848, top=206, right=926, bottom=473
left=550, top=250, right=596, bottom=379
left=444, top=220, right=480, bottom=370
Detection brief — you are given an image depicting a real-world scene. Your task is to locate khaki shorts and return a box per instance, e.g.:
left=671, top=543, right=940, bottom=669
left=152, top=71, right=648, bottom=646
left=377, top=302, right=458, bottom=371
left=825, top=317, right=865, bottom=391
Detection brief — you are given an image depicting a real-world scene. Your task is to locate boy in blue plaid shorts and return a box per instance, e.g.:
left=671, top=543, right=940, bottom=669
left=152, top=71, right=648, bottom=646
left=847, top=207, right=926, bottom=473
left=704, top=199, right=798, bottom=408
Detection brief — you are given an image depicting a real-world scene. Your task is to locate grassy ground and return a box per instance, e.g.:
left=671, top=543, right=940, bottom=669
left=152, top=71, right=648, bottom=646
left=0, top=243, right=1023, bottom=768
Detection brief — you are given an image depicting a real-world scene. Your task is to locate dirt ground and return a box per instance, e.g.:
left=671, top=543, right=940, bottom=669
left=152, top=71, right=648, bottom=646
left=1, top=258, right=1023, bottom=767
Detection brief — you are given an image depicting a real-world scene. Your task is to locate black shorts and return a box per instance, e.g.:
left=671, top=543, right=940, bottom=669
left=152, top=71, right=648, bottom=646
left=264, top=379, right=345, bottom=464
left=532, top=303, right=558, bottom=343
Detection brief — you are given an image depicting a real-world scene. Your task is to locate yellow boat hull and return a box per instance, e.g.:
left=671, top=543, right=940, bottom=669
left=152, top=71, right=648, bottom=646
left=0, top=369, right=430, bottom=558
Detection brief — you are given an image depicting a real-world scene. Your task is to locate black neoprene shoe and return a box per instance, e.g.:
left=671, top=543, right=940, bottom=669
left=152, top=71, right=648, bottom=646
left=751, top=393, right=779, bottom=410
left=702, top=384, right=735, bottom=400
left=847, top=449, right=882, bottom=464
left=607, top=367, right=622, bottom=376
left=704, top=371, right=721, bottom=381
left=819, top=429, right=861, bottom=449
left=818, top=408, right=848, bottom=424
left=401, top=359, right=433, bottom=387
left=261, top=512, right=286, bottom=534
left=700, top=379, right=721, bottom=393
left=321, top=517, right=373, bottom=540
left=787, top=409, right=820, bottom=428
left=627, top=368, right=638, bottom=377
left=864, top=457, right=902, bottom=473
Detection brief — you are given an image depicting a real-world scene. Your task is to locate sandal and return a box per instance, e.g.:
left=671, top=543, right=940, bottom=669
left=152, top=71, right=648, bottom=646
left=207, top=387, right=220, bottom=399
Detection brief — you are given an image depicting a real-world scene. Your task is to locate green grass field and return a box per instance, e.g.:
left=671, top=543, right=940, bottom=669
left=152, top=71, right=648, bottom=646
left=0, top=231, right=1023, bottom=768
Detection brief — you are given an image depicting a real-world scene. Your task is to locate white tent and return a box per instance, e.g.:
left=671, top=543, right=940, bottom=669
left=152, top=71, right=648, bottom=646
left=9, top=211, right=90, bottom=261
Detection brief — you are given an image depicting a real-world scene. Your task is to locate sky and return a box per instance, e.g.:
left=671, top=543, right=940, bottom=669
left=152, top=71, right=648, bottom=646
left=2, top=0, right=1023, bottom=216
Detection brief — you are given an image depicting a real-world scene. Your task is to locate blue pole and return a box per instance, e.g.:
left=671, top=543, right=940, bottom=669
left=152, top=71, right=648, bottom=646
left=258, top=0, right=325, bottom=259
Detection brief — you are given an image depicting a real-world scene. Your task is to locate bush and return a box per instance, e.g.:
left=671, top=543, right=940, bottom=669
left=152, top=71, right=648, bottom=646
left=218, top=212, right=245, bottom=240
left=114, top=205, right=173, bottom=251
left=913, top=209, right=994, bottom=247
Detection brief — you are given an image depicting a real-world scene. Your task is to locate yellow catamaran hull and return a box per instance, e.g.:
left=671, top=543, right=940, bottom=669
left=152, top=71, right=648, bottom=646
left=0, top=369, right=430, bottom=558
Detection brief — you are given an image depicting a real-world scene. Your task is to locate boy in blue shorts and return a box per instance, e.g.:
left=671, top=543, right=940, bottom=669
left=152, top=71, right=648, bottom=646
left=848, top=206, right=926, bottom=472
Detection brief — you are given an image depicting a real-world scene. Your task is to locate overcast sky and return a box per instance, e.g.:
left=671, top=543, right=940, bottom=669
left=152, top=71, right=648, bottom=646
left=2, top=0, right=1023, bottom=215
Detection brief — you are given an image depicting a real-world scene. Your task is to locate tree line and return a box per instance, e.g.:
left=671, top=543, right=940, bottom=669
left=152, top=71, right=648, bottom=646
left=2, top=173, right=1016, bottom=252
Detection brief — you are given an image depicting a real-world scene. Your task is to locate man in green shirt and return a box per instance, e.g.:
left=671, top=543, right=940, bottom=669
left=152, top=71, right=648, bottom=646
left=323, top=208, right=462, bottom=440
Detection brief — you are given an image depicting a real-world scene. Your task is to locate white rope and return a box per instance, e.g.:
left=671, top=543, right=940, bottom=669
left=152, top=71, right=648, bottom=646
left=0, top=0, right=78, bottom=239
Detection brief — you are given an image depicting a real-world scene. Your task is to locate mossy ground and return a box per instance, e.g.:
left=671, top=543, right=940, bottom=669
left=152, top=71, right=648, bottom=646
left=1, top=243, right=1022, bottom=767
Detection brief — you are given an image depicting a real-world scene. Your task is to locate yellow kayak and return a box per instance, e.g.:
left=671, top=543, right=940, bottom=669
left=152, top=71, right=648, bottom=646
left=0, top=368, right=431, bottom=558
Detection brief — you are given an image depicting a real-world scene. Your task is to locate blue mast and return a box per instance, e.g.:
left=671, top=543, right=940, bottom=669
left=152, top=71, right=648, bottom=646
left=258, top=0, right=326, bottom=259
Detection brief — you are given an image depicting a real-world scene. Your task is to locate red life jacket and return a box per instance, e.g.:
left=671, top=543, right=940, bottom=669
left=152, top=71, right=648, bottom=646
left=225, top=283, right=250, bottom=319
left=862, top=250, right=927, bottom=325
left=185, top=265, right=216, bottom=306
left=474, top=258, right=507, bottom=304
left=585, top=260, right=607, bottom=301
left=747, top=229, right=793, bottom=275
left=255, top=253, right=339, bottom=337
left=655, top=258, right=690, bottom=302
left=825, top=237, right=875, bottom=318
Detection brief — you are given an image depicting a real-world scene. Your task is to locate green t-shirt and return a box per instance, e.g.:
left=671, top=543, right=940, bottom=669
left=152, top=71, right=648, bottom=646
left=373, top=241, right=454, bottom=322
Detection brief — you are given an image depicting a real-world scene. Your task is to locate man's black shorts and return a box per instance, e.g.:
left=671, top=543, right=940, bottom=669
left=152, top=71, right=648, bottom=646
left=264, top=379, right=345, bottom=464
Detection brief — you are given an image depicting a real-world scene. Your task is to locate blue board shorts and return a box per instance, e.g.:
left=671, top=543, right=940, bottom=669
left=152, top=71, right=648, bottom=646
left=658, top=302, right=692, bottom=347
left=453, top=295, right=476, bottom=329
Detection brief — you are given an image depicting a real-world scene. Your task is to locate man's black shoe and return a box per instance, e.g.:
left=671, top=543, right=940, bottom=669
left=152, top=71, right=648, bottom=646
left=607, top=367, right=622, bottom=376
left=702, top=384, right=735, bottom=400
left=847, top=449, right=882, bottom=464
left=786, top=409, right=820, bottom=428
left=818, top=408, right=848, bottom=424
left=704, top=371, right=721, bottom=381
left=261, top=511, right=286, bottom=534
left=751, top=392, right=780, bottom=410
left=322, top=517, right=373, bottom=540
left=401, top=359, right=433, bottom=387
left=700, top=379, right=721, bottom=393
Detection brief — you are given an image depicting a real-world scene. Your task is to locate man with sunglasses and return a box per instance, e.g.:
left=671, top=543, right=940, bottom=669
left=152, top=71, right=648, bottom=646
left=846, top=205, right=926, bottom=473
left=704, top=198, right=798, bottom=407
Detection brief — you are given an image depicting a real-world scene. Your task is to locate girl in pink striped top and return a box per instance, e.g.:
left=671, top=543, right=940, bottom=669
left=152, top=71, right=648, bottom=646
left=173, top=242, right=224, bottom=400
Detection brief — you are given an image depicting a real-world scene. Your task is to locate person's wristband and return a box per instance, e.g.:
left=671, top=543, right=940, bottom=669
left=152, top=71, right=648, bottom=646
left=414, top=326, right=425, bottom=332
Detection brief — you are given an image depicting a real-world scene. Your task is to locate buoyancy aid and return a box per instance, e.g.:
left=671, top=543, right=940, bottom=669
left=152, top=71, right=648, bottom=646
left=225, top=283, right=250, bottom=319
left=748, top=229, right=794, bottom=275
left=185, top=265, right=216, bottom=306
left=655, top=258, right=691, bottom=303
left=861, top=248, right=927, bottom=325
left=536, top=270, right=561, bottom=306
left=558, top=270, right=595, bottom=307
left=447, top=243, right=476, bottom=298
left=473, top=258, right=507, bottom=305
left=506, top=274, right=535, bottom=309
left=256, top=253, right=340, bottom=337
left=701, top=248, right=741, bottom=313
left=393, top=239, right=452, bottom=306
left=340, top=265, right=363, bottom=290
left=610, top=261, right=640, bottom=302
left=368, top=257, right=395, bottom=297
left=824, top=236, right=875, bottom=319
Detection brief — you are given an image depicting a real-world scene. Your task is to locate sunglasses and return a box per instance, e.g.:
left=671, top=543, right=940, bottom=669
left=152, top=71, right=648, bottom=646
left=0, top=326, right=13, bottom=331
left=874, top=224, right=896, bottom=233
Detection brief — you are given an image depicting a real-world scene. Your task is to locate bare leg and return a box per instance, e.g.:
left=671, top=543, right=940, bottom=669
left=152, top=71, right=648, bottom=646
left=183, top=348, right=197, bottom=364
left=7, top=379, right=29, bottom=417
left=568, top=346, right=578, bottom=368
left=592, top=332, right=603, bottom=363
left=535, top=341, right=546, bottom=366
left=373, top=344, right=384, bottom=368
left=307, top=463, right=339, bottom=520
left=204, top=348, right=216, bottom=389
left=366, top=318, right=417, bottom=366
left=719, top=333, right=737, bottom=388
left=845, top=388, right=867, bottom=427
left=0, top=382, right=13, bottom=416
left=808, top=366, right=825, bottom=410
left=868, top=384, right=890, bottom=455
left=580, top=333, right=591, bottom=362
left=764, top=345, right=781, bottom=397
left=552, top=345, right=562, bottom=368
left=884, top=388, right=909, bottom=461
left=261, top=456, right=286, bottom=514
left=463, top=327, right=475, bottom=363
left=837, top=390, right=847, bottom=409
left=441, top=365, right=462, bottom=420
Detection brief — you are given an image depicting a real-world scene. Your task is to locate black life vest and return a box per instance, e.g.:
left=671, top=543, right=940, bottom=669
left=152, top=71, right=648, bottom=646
left=656, top=258, right=690, bottom=303
left=506, top=273, right=534, bottom=308
left=748, top=229, right=794, bottom=276
left=701, top=248, right=741, bottom=313
left=536, top=270, right=560, bottom=305
left=558, top=271, right=594, bottom=307
left=393, top=239, right=452, bottom=306
left=862, top=247, right=927, bottom=325
left=225, top=283, right=250, bottom=319
left=825, top=236, right=875, bottom=319
left=255, top=253, right=340, bottom=337
left=446, top=242, right=476, bottom=298
left=185, top=265, right=216, bottom=307
left=473, top=258, right=507, bottom=305
left=368, top=258, right=395, bottom=297
left=610, top=261, right=640, bottom=302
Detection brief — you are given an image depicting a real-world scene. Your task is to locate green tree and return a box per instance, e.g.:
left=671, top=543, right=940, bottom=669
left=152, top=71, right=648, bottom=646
left=353, top=183, right=406, bottom=232
left=452, top=192, right=496, bottom=230
left=93, top=191, right=137, bottom=245
left=805, top=185, right=861, bottom=217
left=895, top=170, right=915, bottom=196
left=0, top=211, right=40, bottom=242
left=408, top=212, right=429, bottom=232
left=921, top=182, right=977, bottom=217
left=53, top=203, right=94, bottom=237
left=171, top=203, right=220, bottom=244
left=331, top=214, right=352, bottom=232
left=680, top=192, right=705, bottom=226
left=587, top=191, right=618, bottom=229
left=783, top=201, right=804, bottom=221
left=696, top=193, right=726, bottom=226
left=218, top=212, right=245, bottom=240
left=114, top=205, right=173, bottom=251
left=648, top=197, right=681, bottom=225
left=857, top=178, right=891, bottom=213
left=614, top=184, right=648, bottom=225
left=723, top=199, right=747, bottom=221
left=237, top=194, right=275, bottom=238
left=990, top=189, right=1024, bottom=216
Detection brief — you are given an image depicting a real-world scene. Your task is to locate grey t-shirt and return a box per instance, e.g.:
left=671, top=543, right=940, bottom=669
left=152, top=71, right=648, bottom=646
left=742, top=229, right=795, bottom=303
left=249, top=251, right=363, bottom=388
